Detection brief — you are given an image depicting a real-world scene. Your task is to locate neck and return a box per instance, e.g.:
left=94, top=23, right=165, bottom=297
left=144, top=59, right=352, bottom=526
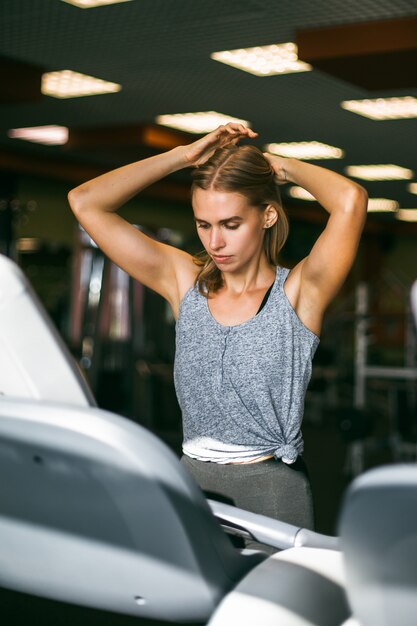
left=220, top=256, right=276, bottom=295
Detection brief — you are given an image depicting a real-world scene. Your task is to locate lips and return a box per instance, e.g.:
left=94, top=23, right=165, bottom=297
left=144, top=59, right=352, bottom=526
left=212, top=255, right=232, bottom=263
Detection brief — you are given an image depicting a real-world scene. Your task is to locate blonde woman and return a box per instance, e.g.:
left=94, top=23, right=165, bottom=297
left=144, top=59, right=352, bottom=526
left=69, top=123, right=367, bottom=530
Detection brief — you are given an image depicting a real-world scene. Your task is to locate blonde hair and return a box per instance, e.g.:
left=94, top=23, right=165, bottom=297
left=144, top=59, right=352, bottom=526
left=191, top=144, right=289, bottom=296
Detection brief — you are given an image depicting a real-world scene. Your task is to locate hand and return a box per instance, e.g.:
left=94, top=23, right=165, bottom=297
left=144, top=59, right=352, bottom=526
left=182, top=123, right=258, bottom=167
left=263, top=152, right=290, bottom=184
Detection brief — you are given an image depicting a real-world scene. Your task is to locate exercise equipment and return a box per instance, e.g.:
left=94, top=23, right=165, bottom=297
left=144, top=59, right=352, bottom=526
left=411, top=280, right=417, bottom=333
left=2, top=253, right=417, bottom=625
left=354, top=279, right=417, bottom=411
left=0, top=253, right=339, bottom=623
left=347, top=278, right=417, bottom=474
left=69, top=225, right=180, bottom=427
left=0, top=254, right=94, bottom=406
left=339, top=464, right=417, bottom=626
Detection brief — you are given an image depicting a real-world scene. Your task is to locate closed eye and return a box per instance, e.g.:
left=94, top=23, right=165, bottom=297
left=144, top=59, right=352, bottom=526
left=196, top=223, right=240, bottom=230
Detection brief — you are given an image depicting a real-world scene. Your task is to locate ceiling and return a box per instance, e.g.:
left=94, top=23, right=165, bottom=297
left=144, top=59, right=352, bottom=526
left=1, top=0, right=417, bottom=221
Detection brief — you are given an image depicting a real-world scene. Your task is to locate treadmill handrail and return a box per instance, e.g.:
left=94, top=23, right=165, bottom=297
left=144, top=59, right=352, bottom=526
left=208, top=499, right=339, bottom=551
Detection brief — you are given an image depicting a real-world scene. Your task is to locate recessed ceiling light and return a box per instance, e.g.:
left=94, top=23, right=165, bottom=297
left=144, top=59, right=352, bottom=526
left=42, top=70, right=121, bottom=98
left=395, top=209, right=417, bottom=222
left=211, top=43, right=312, bottom=76
left=367, top=199, right=399, bottom=212
left=341, top=97, right=417, bottom=120
left=288, top=186, right=316, bottom=201
left=16, top=238, right=42, bottom=252
left=408, top=183, right=417, bottom=195
left=155, top=111, right=250, bottom=134
left=8, top=125, right=68, bottom=145
left=345, top=165, right=414, bottom=181
left=60, top=0, right=132, bottom=7
left=266, top=141, right=344, bottom=160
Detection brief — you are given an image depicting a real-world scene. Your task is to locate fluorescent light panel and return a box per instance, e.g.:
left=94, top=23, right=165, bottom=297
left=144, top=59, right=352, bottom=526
left=211, top=43, right=312, bottom=76
left=341, top=97, right=417, bottom=120
left=42, top=70, right=121, bottom=98
left=156, top=111, right=250, bottom=134
left=266, top=141, right=344, bottom=160
left=8, top=125, right=68, bottom=145
left=288, top=186, right=316, bottom=201
left=61, top=0, right=132, bottom=7
left=408, top=183, right=417, bottom=195
left=395, top=209, right=417, bottom=222
left=367, top=199, right=399, bottom=212
left=345, top=165, right=414, bottom=181
left=16, top=238, right=42, bottom=252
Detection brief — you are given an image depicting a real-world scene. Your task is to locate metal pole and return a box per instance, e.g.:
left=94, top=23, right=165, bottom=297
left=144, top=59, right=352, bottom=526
left=354, top=282, right=369, bottom=410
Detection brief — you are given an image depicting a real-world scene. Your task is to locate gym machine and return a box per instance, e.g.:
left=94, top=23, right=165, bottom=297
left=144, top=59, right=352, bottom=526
left=69, top=225, right=180, bottom=433
left=347, top=277, right=417, bottom=475
left=2, top=255, right=417, bottom=625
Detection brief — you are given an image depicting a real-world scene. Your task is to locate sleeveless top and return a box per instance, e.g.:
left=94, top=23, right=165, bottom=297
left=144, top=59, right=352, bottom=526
left=173, top=266, right=320, bottom=464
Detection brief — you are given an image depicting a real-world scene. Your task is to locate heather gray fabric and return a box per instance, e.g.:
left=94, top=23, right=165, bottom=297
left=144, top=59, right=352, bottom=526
left=181, top=454, right=315, bottom=550
left=174, top=266, right=320, bottom=464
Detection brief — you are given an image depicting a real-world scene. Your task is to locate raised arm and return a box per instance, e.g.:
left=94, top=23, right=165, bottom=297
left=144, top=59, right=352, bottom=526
left=264, top=154, right=368, bottom=335
left=68, top=123, right=256, bottom=316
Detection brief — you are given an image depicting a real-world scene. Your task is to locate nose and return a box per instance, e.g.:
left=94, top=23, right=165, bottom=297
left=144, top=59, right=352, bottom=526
left=209, top=228, right=225, bottom=251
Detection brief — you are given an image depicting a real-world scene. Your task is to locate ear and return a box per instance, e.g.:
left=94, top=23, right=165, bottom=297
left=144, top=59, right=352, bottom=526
left=263, top=204, right=278, bottom=229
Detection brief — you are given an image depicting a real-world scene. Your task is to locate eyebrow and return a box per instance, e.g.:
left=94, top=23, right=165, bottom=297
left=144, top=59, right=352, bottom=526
left=194, top=216, right=243, bottom=225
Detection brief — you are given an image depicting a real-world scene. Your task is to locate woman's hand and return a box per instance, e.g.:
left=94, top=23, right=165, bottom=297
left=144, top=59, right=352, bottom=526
left=263, top=152, right=290, bottom=184
left=182, top=123, right=257, bottom=167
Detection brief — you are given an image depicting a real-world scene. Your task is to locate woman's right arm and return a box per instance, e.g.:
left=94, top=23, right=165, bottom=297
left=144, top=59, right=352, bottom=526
left=68, top=146, right=194, bottom=315
left=68, top=123, right=256, bottom=315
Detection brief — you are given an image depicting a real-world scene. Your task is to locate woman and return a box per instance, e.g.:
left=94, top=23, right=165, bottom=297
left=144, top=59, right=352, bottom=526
left=69, top=123, right=367, bottom=531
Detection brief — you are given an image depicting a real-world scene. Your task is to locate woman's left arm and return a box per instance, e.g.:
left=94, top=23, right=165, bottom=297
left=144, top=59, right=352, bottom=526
left=266, top=154, right=368, bottom=318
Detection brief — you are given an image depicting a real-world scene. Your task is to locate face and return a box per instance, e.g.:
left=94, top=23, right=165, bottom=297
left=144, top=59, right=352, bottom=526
left=192, top=188, right=275, bottom=270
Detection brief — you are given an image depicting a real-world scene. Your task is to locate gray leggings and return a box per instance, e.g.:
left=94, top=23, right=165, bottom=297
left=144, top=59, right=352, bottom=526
left=181, top=455, right=314, bottom=533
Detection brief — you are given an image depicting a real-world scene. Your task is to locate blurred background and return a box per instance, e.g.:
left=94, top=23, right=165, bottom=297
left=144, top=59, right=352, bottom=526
left=1, top=0, right=417, bottom=536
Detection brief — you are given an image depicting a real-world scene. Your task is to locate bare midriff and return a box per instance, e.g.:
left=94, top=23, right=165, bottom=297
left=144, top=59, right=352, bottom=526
left=228, top=454, right=274, bottom=465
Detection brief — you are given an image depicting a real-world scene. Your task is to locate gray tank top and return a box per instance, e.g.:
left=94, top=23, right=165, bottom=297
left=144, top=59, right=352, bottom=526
left=174, top=266, right=320, bottom=464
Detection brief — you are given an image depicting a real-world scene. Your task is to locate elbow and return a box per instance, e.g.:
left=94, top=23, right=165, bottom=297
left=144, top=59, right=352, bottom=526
left=355, top=183, right=368, bottom=208
left=68, top=186, right=88, bottom=217
left=345, top=185, right=368, bottom=219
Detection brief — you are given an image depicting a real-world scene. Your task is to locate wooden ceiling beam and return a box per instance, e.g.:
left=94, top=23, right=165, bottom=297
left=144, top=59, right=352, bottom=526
left=296, top=17, right=417, bottom=90
left=0, top=56, right=44, bottom=104
left=66, top=124, right=193, bottom=151
left=0, top=150, right=104, bottom=184
left=0, top=149, right=190, bottom=201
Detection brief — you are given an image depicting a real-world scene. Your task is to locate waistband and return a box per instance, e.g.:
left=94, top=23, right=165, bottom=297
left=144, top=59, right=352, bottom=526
left=182, top=454, right=308, bottom=476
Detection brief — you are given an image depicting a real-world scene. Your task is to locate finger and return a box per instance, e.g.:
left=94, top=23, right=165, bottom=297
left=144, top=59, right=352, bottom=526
left=225, top=124, right=241, bottom=136
left=223, top=122, right=246, bottom=135
left=224, top=122, right=242, bottom=129
left=232, top=124, right=258, bottom=138
left=214, top=122, right=257, bottom=141
left=214, top=125, right=227, bottom=136
left=211, top=124, right=232, bottom=138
